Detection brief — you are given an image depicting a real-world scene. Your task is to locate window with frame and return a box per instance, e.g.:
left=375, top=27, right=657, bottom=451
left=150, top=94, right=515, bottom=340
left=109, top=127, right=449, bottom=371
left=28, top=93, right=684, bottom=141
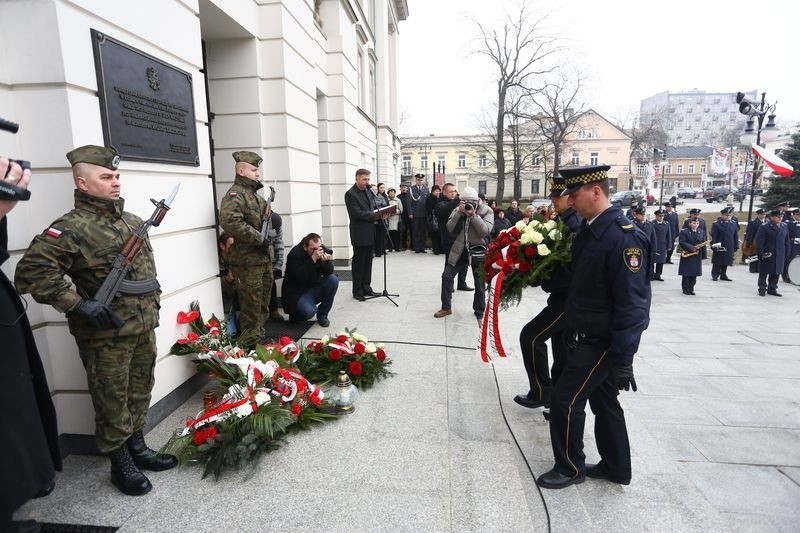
left=478, top=181, right=487, bottom=195
left=532, top=153, right=540, bottom=166
left=531, top=180, right=540, bottom=194
left=437, top=154, right=446, bottom=170
left=688, top=164, right=695, bottom=174
left=402, top=156, right=411, bottom=174
left=608, top=178, right=618, bottom=193
left=357, top=49, right=365, bottom=110
left=458, top=154, right=466, bottom=168
left=637, top=164, right=648, bottom=178
left=700, top=164, right=707, bottom=173
left=571, top=152, right=580, bottom=165
left=478, top=153, right=487, bottom=167
left=590, top=152, right=599, bottom=166
left=676, top=164, right=684, bottom=174
left=420, top=155, right=428, bottom=169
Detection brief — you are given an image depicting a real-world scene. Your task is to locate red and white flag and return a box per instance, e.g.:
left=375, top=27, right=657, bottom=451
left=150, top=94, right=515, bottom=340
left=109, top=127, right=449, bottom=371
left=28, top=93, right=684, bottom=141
left=752, top=143, right=794, bottom=177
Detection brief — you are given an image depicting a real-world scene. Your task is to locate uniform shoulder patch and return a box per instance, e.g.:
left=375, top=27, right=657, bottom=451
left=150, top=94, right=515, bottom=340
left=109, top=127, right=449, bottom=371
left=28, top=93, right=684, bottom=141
left=44, top=227, right=63, bottom=238
left=616, top=215, right=635, bottom=232
left=623, top=247, right=643, bottom=273
left=228, top=192, right=237, bottom=196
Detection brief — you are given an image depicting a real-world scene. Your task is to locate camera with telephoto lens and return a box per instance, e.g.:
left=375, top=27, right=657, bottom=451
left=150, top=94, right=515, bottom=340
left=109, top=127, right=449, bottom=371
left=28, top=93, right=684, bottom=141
left=464, top=200, right=478, bottom=212
left=322, top=246, right=333, bottom=255
left=0, top=117, right=32, bottom=201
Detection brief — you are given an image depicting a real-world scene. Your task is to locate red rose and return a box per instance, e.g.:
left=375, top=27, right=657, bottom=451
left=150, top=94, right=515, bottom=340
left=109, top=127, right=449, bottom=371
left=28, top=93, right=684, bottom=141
left=502, top=263, right=513, bottom=275
left=192, top=426, right=218, bottom=445
left=329, top=349, right=342, bottom=362
left=312, top=342, right=323, bottom=353
left=508, top=243, right=518, bottom=257
left=336, top=334, right=349, bottom=343
left=291, top=403, right=303, bottom=416
left=354, top=342, right=366, bottom=354
left=518, top=261, right=531, bottom=273
left=376, top=349, right=386, bottom=362
left=509, top=227, right=521, bottom=239
left=348, top=361, right=363, bottom=376
left=279, top=336, right=293, bottom=346
left=524, top=246, right=535, bottom=259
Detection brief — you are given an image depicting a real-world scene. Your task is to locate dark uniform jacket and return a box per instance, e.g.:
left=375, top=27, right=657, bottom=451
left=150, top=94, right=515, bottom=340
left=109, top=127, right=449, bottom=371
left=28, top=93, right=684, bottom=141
left=1, top=218, right=62, bottom=521
left=15, top=190, right=160, bottom=340
left=344, top=183, right=377, bottom=247
left=281, top=242, right=335, bottom=315
left=678, top=227, right=707, bottom=277
left=756, top=220, right=791, bottom=275
left=219, top=176, right=269, bottom=267
left=744, top=216, right=765, bottom=246
left=651, top=219, right=673, bottom=265
left=663, top=210, right=679, bottom=242
left=682, top=216, right=707, bottom=233
left=566, top=206, right=651, bottom=366
left=710, top=219, right=738, bottom=266
left=540, top=207, right=581, bottom=295
left=634, top=218, right=656, bottom=265
left=409, top=183, right=429, bottom=217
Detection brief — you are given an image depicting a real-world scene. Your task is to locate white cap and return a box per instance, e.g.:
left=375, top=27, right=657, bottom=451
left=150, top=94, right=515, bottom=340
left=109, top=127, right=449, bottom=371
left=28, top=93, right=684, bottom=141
left=461, top=187, right=479, bottom=201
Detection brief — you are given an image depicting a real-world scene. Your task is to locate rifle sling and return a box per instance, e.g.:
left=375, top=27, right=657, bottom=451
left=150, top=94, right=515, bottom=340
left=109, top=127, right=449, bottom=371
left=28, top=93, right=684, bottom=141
left=118, top=278, right=161, bottom=295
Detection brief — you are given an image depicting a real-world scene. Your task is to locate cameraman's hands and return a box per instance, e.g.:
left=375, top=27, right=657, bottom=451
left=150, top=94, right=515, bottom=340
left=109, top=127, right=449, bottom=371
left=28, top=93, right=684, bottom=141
left=459, top=200, right=475, bottom=217
left=0, top=156, right=31, bottom=219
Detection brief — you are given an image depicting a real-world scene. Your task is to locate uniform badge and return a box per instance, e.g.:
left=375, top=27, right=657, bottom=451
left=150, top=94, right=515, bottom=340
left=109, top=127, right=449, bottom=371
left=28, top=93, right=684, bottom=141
left=45, top=227, right=63, bottom=238
left=624, top=247, right=643, bottom=273
left=228, top=192, right=237, bottom=196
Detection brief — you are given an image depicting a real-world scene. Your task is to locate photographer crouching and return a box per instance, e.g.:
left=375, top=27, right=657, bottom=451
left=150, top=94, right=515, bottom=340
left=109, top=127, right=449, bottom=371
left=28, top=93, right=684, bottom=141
left=281, top=232, right=338, bottom=327
left=433, top=187, right=493, bottom=320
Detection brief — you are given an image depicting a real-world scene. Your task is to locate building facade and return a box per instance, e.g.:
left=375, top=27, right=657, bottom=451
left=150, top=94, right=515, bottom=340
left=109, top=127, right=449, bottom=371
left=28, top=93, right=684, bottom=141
left=400, top=109, right=633, bottom=201
left=640, top=90, right=756, bottom=147
left=0, top=0, right=406, bottom=447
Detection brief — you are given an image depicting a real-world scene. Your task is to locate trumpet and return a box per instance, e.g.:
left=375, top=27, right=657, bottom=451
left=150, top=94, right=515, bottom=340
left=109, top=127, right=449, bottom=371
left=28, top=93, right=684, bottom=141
left=681, top=239, right=711, bottom=258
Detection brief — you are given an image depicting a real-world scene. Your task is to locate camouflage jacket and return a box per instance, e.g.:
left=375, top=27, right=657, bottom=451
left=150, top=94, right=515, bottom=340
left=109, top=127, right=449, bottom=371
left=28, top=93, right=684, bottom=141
left=15, top=190, right=160, bottom=340
left=219, top=176, right=270, bottom=267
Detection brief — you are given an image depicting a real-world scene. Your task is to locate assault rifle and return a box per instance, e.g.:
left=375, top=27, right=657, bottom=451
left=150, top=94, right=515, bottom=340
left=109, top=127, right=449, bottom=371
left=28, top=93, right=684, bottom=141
left=94, top=184, right=180, bottom=327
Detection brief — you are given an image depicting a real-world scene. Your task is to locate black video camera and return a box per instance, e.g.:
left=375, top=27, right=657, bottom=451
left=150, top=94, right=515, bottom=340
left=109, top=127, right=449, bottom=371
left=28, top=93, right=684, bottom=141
left=0, top=117, right=32, bottom=201
left=464, top=200, right=478, bottom=212
left=322, top=246, right=334, bottom=255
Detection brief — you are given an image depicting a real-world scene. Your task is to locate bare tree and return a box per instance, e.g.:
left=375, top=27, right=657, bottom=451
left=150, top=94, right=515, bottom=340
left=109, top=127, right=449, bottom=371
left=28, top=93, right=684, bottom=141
left=618, top=108, right=669, bottom=189
left=473, top=2, right=559, bottom=202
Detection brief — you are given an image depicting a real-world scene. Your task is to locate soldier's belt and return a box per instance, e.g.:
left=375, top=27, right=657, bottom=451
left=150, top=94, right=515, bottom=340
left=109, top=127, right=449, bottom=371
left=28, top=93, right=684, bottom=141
left=118, top=278, right=161, bottom=295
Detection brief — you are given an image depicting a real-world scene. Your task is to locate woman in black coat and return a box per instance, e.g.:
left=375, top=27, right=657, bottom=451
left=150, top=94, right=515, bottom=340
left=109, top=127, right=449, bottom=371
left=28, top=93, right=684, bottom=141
left=1, top=166, right=62, bottom=528
left=678, top=218, right=707, bottom=295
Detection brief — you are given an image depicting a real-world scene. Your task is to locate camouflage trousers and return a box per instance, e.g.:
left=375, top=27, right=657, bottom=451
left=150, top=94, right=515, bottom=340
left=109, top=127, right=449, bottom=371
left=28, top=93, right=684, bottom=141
left=232, top=261, right=272, bottom=348
left=76, top=331, right=156, bottom=453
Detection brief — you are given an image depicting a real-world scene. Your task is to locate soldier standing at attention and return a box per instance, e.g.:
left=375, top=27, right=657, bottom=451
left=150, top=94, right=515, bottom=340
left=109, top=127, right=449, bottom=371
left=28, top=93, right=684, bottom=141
left=710, top=206, right=738, bottom=282
left=755, top=209, right=791, bottom=297
left=537, top=165, right=651, bottom=490
left=219, top=151, right=272, bottom=347
left=661, top=202, right=679, bottom=264
left=15, top=146, right=177, bottom=496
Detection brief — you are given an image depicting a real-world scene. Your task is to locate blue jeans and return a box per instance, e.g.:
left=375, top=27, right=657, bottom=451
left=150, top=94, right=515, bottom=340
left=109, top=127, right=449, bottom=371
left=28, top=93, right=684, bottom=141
left=289, top=274, right=339, bottom=321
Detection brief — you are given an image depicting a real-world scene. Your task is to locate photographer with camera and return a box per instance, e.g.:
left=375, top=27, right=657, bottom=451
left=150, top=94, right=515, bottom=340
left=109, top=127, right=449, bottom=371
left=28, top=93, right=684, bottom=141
left=281, top=232, right=338, bottom=327
left=1, top=157, right=62, bottom=530
left=433, top=187, right=493, bottom=320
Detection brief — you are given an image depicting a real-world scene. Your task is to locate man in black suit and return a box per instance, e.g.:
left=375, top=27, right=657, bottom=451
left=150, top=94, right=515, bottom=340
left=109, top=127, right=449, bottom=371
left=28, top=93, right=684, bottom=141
left=345, top=168, right=383, bottom=301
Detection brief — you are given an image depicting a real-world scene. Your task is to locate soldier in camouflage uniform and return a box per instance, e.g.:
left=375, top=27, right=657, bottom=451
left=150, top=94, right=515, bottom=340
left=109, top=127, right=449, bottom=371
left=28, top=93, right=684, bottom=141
left=219, top=151, right=273, bottom=347
left=14, top=145, right=176, bottom=497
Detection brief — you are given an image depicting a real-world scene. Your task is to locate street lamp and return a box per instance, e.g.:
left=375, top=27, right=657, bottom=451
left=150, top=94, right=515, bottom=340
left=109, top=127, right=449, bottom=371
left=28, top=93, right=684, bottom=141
left=736, top=91, right=778, bottom=226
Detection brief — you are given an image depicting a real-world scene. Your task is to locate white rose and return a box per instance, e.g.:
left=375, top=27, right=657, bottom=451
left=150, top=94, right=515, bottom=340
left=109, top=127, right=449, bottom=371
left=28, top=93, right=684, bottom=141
left=515, top=220, right=526, bottom=230
left=531, top=231, right=544, bottom=244
left=529, top=219, right=541, bottom=228
left=366, top=342, right=377, bottom=354
left=537, top=244, right=551, bottom=256
left=548, top=229, right=562, bottom=241
left=519, top=232, right=534, bottom=245
left=544, top=220, right=557, bottom=230
left=320, top=335, right=330, bottom=344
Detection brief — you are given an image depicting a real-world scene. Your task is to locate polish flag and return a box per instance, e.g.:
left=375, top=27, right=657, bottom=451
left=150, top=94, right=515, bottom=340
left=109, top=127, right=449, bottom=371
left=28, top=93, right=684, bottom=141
left=752, top=143, right=794, bottom=177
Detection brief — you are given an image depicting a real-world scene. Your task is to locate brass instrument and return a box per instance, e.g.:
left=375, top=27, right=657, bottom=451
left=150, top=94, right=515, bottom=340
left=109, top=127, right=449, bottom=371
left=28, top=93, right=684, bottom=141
left=741, top=240, right=756, bottom=256
left=681, top=239, right=711, bottom=258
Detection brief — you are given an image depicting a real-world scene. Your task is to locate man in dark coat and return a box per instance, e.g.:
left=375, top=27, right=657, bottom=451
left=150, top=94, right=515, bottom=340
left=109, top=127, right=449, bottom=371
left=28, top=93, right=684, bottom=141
left=505, top=199, right=522, bottom=225
left=678, top=218, right=707, bottom=295
left=281, top=233, right=337, bottom=327
left=632, top=207, right=656, bottom=279
left=682, top=208, right=707, bottom=232
left=409, top=174, right=429, bottom=253
left=744, top=208, right=766, bottom=273
left=345, top=168, right=380, bottom=301
left=1, top=159, right=61, bottom=529
left=651, top=209, right=672, bottom=281
left=662, top=202, right=679, bottom=264
left=755, top=209, right=791, bottom=296
left=710, top=207, right=738, bottom=281
left=397, top=183, right=411, bottom=250
left=783, top=208, right=800, bottom=282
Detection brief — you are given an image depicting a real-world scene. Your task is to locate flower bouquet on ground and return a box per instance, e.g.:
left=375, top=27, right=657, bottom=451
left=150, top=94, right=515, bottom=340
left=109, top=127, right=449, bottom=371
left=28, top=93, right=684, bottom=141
left=297, top=328, right=393, bottom=390
left=165, top=304, right=334, bottom=479
left=169, top=300, right=233, bottom=355
left=479, top=216, right=572, bottom=361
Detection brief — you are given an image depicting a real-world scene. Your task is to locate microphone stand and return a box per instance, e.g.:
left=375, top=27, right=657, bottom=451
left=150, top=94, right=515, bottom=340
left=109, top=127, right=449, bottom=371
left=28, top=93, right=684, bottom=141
left=365, top=218, right=399, bottom=306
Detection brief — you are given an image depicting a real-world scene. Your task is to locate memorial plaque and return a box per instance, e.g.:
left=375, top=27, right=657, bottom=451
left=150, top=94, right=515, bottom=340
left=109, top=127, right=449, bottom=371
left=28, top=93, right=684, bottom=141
left=91, top=30, right=199, bottom=165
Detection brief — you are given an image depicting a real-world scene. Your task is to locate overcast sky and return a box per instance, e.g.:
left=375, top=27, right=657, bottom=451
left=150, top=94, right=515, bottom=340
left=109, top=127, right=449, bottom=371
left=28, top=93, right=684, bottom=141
left=398, top=0, right=800, bottom=137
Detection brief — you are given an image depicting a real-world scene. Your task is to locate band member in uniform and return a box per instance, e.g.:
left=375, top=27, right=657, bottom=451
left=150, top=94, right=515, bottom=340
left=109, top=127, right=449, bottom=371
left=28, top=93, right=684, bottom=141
left=632, top=207, right=655, bottom=280
left=682, top=208, right=706, bottom=232
left=710, top=206, right=738, bottom=281
left=662, top=202, right=679, bottom=264
left=744, top=208, right=766, bottom=273
left=537, top=165, right=651, bottom=490
left=678, top=218, right=707, bottom=295
left=651, top=209, right=672, bottom=281
left=15, top=146, right=177, bottom=496
left=514, top=176, right=581, bottom=412
left=755, top=209, right=791, bottom=296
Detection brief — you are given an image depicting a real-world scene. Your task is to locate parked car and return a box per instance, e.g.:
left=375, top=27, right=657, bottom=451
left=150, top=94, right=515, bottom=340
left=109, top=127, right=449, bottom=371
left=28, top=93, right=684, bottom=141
left=610, top=190, right=643, bottom=208
left=703, top=186, right=734, bottom=203
left=676, top=187, right=698, bottom=199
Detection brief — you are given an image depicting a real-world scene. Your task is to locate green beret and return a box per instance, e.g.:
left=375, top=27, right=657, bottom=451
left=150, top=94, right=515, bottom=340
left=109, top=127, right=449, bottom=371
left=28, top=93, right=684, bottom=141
left=66, top=145, right=120, bottom=170
left=232, top=151, right=262, bottom=167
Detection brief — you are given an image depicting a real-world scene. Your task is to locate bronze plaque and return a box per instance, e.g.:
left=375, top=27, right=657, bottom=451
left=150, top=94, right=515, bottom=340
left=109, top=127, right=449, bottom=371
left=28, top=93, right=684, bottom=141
left=91, top=30, right=199, bottom=165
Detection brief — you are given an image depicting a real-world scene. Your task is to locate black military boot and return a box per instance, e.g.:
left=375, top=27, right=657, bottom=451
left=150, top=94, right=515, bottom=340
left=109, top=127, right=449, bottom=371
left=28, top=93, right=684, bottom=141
left=127, top=430, right=178, bottom=471
left=109, top=445, right=152, bottom=496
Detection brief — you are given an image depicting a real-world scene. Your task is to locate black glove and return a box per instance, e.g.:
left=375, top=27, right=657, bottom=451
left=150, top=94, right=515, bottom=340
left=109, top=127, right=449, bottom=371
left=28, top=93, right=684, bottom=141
left=261, top=239, right=271, bottom=254
left=611, top=363, right=637, bottom=392
left=67, top=299, right=123, bottom=329
left=273, top=269, right=282, bottom=279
